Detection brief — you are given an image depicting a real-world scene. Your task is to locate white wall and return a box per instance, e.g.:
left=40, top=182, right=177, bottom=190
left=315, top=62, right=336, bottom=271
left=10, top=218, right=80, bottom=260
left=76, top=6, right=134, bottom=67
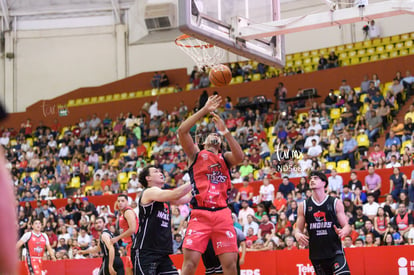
left=14, top=26, right=118, bottom=111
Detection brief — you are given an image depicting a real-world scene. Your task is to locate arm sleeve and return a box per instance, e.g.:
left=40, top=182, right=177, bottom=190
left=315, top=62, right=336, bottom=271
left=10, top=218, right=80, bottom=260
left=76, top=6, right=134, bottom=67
left=42, top=233, right=50, bottom=245
left=19, top=232, right=32, bottom=244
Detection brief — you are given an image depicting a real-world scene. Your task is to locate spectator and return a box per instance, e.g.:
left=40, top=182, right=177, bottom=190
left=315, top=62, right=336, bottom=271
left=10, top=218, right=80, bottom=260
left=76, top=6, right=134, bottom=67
left=364, top=165, right=382, bottom=201
left=243, top=214, right=259, bottom=236
left=278, top=177, right=295, bottom=199
left=159, top=71, right=169, bottom=87
left=391, top=203, right=414, bottom=241
left=327, top=51, right=338, bottom=68
left=274, top=82, right=287, bottom=111
left=368, top=144, right=386, bottom=165
left=368, top=20, right=381, bottom=39
left=341, top=131, right=358, bottom=169
left=363, top=193, right=380, bottom=220
left=77, top=227, right=91, bottom=250
left=360, top=75, right=370, bottom=93
left=328, top=169, right=343, bottom=195
left=350, top=205, right=370, bottom=231
left=236, top=177, right=254, bottom=206
left=389, top=167, right=408, bottom=201
left=366, top=110, right=382, bottom=143
left=258, top=177, right=275, bottom=211
left=385, top=154, right=401, bottom=169
left=257, top=214, right=275, bottom=240
left=339, top=80, right=352, bottom=95
left=151, top=72, right=161, bottom=88
left=239, top=159, right=254, bottom=178
left=317, top=54, right=328, bottom=70
left=307, top=139, right=322, bottom=158
left=348, top=172, right=363, bottom=192
left=238, top=200, right=255, bottom=228
left=374, top=207, right=389, bottom=237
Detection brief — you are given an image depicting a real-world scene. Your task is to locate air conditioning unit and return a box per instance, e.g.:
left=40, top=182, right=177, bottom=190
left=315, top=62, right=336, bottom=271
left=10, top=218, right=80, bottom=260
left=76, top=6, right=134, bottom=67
left=144, top=3, right=177, bottom=31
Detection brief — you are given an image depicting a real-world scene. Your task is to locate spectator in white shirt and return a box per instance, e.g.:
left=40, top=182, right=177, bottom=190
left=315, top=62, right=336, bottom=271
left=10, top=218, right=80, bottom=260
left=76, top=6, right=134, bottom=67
left=58, top=142, right=69, bottom=159
left=307, top=139, right=323, bottom=158
left=238, top=200, right=255, bottom=227
left=77, top=228, right=91, bottom=249
left=0, top=133, right=9, bottom=146
left=328, top=169, right=343, bottom=195
left=385, top=155, right=401, bottom=168
left=243, top=214, right=259, bottom=236
left=368, top=20, right=381, bottom=39
left=307, top=119, right=322, bottom=135
left=259, top=177, right=275, bottom=210
left=304, top=129, right=320, bottom=149
left=363, top=193, right=380, bottom=220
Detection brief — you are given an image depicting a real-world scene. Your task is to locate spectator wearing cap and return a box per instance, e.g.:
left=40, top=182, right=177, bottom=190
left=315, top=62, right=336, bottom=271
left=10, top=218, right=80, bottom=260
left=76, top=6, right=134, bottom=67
left=46, top=227, right=58, bottom=249
left=365, top=165, right=382, bottom=201
left=328, top=169, right=343, bottom=195
left=341, top=131, right=358, bottom=169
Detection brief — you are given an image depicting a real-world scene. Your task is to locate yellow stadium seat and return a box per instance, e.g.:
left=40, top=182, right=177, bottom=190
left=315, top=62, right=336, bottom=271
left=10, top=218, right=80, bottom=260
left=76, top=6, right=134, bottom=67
left=10, top=139, right=17, bottom=146
left=151, top=89, right=158, bottom=96
left=327, top=128, right=333, bottom=137
left=330, top=108, right=341, bottom=120
left=390, top=51, right=399, bottom=58
left=360, top=56, right=369, bottom=63
left=303, top=58, right=312, bottom=66
left=252, top=73, right=261, bottom=81
left=75, top=98, right=83, bottom=105
left=293, top=53, right=301, bottom=59
left=286, top=60, right=293, bottom=68
left=362, top=40, right=371, bottom=47
left=336, top=45, right=345, bottom=52
left=129, top=91, right=137, bottom=98
left=144, top=89, right=152, bottom=96
left=376, top=46, right=384, bottom=54
left=381, top=36, right=390, bottom=44
left=85, top=185, right=94, bottom=193
left=302, top=51, right=310, bottom=58
left=304, top=66, right=313, bottom=73
left=341, top=59, right=350, bottom=66
left=312, top=56, right=320, bottom=65
left=372, top=38, right=381, bottom=46
left=325, top=162, right=336, bottom=171
left=337, top=160, right=351, bottom=173
left=354, top=87, right=360, bottom=94
left=253, top=170, right=260, bottom=180
left=395, top=43, right=404, bottom=50
left=235, top=76, right=243, bottom=84
left=401, top=33, right=409, bottom=40
left=357, top=49, right=366, bottom=57
left=404, top=40, right=413, bottom=48
left=339, top=52, right=348, bottom=59
left=295, top=59, right=302, bottom=67
left=385, top=44, right=394, bottom=52
left=410, top=47, right=414, bottom=55
left=30, top=172, right=40, bottom=180
left=370, top=55, right=379, bottom=61
left=117, top=172, right=128, bottom=184
left=128, top=171, right=137, bottom=179
left=361, top=103, right=369, bottom=115
left=116, top=136, right=127, bottom=147
left=380, top=53, right=389, bottom=60
left=159, top=87, right=167, bottom=94
left=90, top=97, right=97, bottom=103
left=333, top=90, right=341, bottom=96
left=136, top=90, right=144, bottom=97
left=121, top=92, right=128, bottom=100
left=167, top=87, right=175, bottom=94
left=345, top=43, right=353, bottom=50
left=319, top=49, right=327, bottom=55
left=401, top=140, right=412, bottom=154
left=366, top=47, right=375, bottom=55
left=70, top=177, right=81, bottom=188
left=98, top=96, right=105, bottom=102
left=310, top=50, right=318, bottom=56
left=68, top=99, right=75, bottom=106
left=297, top=112, right=308, bottom=124
left=400, top=49, right=408, bottom=56
left=348, top=50, right=357, bottom=58
left=26, top=137, right=33, bottom=147
left=106, top=94, right=113, bottom=101
left=286, top=55, right=292, bottom=61
left=354, top=42, right=363, bottom=49
left=357, top=134, right=370, bottom=148
left=390, top=35, right=400, bottom=42
left=83, top=97, right=90, bottom=104
left=350, top=57, right=360, bottom=65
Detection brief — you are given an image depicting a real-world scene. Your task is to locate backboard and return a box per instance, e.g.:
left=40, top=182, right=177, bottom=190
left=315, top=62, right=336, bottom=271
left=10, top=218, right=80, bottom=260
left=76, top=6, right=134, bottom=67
left=178, top=0, right=285, bottom=68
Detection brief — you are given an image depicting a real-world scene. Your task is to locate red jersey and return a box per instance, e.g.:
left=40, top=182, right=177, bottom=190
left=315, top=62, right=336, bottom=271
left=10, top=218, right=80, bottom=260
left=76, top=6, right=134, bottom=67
left=21, top=232, right=49, bottom=257
left=119, top=207, right=139, bottom=244
left=189, top=150, right=231, bottom=209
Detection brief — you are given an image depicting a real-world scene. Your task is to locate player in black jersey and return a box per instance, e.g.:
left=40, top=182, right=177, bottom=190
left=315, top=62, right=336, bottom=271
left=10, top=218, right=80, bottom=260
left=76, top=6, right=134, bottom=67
left=295, top=171, right=351, bottom=275
left=79, top=217, right=124, bottom=275
left=133, top=165, right=192, bottom=275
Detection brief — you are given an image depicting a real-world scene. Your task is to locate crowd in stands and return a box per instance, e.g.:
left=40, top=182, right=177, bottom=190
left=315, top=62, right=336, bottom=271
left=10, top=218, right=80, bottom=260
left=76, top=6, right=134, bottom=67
left=8, top=66, right=414, bottom=261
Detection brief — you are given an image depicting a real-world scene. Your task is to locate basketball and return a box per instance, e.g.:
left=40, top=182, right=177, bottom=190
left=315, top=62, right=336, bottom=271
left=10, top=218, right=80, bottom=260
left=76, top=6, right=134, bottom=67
left=209, top=64, right=232, bottom=87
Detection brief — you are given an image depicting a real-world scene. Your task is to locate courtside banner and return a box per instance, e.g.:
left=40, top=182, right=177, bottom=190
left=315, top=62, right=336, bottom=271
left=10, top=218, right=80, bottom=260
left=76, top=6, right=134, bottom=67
left=19, top=246, right=414, bottom=274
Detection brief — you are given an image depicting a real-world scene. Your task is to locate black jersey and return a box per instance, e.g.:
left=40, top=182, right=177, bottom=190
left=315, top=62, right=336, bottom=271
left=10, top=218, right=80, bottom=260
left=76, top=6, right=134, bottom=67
left=304, top=195, right=343, bottom=260
left=99, top=229, right=120, bottom=258
left=133, top=189, right=173, bottom=255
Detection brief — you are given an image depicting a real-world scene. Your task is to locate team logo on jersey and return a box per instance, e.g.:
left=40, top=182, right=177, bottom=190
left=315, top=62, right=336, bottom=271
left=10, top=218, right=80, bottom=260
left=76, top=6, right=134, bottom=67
left=226, top=231, right=234, bottom=238
left=201, top=153, right=209, bottom=160
left=206, top=163, right=227, bottom=184
left=334, top=262, right=340, bottom=270
left=308, top=206, right=313, bottom=212
left=313, top=211, right=326, bottom=222
left=163, top=203, right=170, bottom=214
left=34, top=246, right=43, bottom=253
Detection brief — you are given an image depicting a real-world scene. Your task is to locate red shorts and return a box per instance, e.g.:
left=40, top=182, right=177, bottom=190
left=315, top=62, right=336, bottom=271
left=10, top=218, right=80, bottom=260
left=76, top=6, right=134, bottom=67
left=183, top=207, right=237, bottom=255
left=25, top=257, right=43, bottom=275
left=125, top=243, right=133, bottom=269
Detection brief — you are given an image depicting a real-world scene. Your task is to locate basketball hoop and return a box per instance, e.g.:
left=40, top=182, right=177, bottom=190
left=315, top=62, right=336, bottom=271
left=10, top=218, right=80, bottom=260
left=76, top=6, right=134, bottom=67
left=175, top=34, right=225, bottom=70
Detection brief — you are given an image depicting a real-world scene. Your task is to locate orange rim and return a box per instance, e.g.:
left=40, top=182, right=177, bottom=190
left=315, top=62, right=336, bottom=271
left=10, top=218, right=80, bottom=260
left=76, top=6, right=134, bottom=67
left=175, top=34, right=214, bottom=49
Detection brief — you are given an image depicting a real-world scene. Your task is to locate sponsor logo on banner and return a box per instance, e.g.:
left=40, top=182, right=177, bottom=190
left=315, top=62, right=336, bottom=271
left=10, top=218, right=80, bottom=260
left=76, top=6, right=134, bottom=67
left=397, top=257, right=414, bottom=274
left=296, top=263, right=315, bottom=275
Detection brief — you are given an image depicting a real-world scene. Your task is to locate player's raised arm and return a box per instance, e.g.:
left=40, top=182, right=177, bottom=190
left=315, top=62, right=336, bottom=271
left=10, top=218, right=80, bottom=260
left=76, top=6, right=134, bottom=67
left=210, top=112, right=244, bottom=167
left=177, top=95, right=222, bottom=162
left=142, top=184, right=192, bottom=205
left=101, top=232, right=117, bottom=275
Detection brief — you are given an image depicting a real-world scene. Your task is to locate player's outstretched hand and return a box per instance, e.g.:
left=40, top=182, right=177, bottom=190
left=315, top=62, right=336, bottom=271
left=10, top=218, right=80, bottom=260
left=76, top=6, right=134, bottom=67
left=295, top=232, right=309, bottom=247
left=204, top=95, right=222, bottom=113
left=210, top=112, right=227, bottom=132
left=334, top=225, right=347, bottom=239
left=109, top=266, right=116, bottom=275
left=111, top=236, right=119, bottom=244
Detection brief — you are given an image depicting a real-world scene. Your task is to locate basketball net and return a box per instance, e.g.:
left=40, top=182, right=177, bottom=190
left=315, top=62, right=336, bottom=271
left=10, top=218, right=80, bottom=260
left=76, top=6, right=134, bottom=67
left=175, top=34, right=225, bottom=70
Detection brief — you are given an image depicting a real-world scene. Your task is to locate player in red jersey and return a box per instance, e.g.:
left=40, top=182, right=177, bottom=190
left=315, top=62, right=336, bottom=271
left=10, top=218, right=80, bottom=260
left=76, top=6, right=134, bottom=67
left=16, top=219, right=56, bottom=275
left=111, top=194, right=138, bottom=275
left=178, top=95, right=244, bottom=275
